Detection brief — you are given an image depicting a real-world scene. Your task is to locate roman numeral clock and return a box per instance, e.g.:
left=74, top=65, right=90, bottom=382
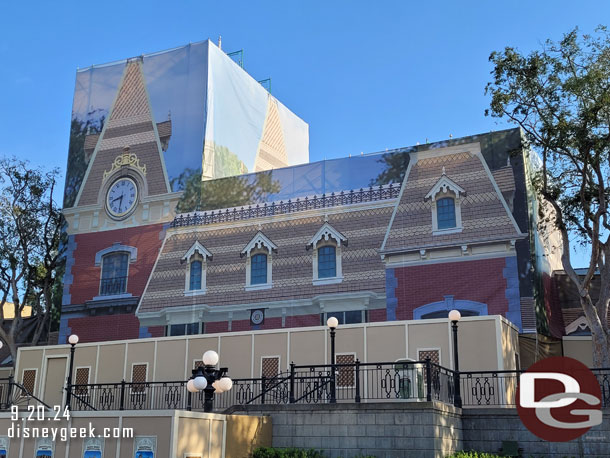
left=106, top=176, right=138, bottom=219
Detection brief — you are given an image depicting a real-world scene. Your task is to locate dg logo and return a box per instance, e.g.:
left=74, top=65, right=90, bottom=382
left=517, top=356, right=602, bottom=442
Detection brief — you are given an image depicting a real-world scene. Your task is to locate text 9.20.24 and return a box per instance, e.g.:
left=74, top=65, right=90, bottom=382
left=11, top=405, right=70, bottom=422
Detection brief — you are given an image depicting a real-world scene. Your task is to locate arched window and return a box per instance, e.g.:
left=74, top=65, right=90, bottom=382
left=436, top=197, right=456, bottom=229
left=100, top=252, right=129, bottom=296
left=182, top=241, right=212, bottom=295
left=251, top=253, right=268, bottom=285
left=189, top=259, right=203, bottom=291
left=318, top=245, right=337, bottom=279
left=242, top=232, right=276, bottom=290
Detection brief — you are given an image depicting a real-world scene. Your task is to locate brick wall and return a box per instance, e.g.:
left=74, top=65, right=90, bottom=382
left=234, top=403, right=610, bottom=458
left=67, top=313, right=141, bottom=343
left=204, top=314, right=321, bottom=334
left=69, top=223, right=165, bottom=305
left=234, top=402, right=462, bottom=458
left=462, top=408, right=610, bottom=457
left=392, top=257, right=510, bottom=320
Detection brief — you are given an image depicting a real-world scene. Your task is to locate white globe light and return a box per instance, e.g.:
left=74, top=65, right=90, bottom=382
left=327, top=316, right=339, bottom=329
left=448, top=309, right=461, bottom=322
left=217, top=377, right=233, bottom=392
left=212, top=380, right=225, bottom=393
left=0, top=341, right=3, bottom=349
left=202, top=350, right=219, bottom=366
left=68, top=334, right=79, bottom=345
left=193, top=376, right=208, bottom=391
left=186, top=379, right=198, bottom=393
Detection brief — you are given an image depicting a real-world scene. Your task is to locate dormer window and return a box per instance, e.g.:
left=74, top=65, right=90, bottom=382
left=437, top=196, right=456, bottom=229
left=425, top=170, right=464, bottom=235
left=242, top=232, right=277, bottom=291
left=308, top=222, right=347, bottom=285
left=189, top=257, right=203, bottom=291
left=182, top=241, right=212, bottom=296
left=251, top=253, right=268, bottom=285
left=318, top=245, right=337, bottom=278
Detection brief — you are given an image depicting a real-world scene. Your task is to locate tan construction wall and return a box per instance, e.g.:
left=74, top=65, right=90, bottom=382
left=14, top=316, right=517, bottom=402
left=0, top=410, right=268, bottom=458
left=562, top=336, right=593, bottom=367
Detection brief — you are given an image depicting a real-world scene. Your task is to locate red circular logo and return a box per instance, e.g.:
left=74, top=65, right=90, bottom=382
left=516, top=356, right=602, bottom=442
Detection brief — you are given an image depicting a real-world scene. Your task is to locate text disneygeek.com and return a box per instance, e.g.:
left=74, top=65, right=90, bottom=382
left=7, top=406, right=134, bottom=441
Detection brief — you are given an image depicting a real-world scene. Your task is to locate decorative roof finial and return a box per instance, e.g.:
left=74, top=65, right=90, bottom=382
left=442, top=166, right=446, bottom=175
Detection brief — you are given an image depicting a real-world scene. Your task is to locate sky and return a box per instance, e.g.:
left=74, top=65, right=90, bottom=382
left=1, top=0, right=606, bottom=267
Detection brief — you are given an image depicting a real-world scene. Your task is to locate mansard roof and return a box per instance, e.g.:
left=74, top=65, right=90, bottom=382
left=381, top=142, right=526, bottom=254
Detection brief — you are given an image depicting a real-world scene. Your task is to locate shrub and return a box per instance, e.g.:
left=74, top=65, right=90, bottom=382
left=446, top=453, right=502, bottom=458
left=253, top=447, right=325, bottom=458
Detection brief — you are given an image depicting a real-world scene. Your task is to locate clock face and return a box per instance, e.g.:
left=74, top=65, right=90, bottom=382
left=251, top=309, right=264, bottom=325
left=106, top=177, right=138, bottom=218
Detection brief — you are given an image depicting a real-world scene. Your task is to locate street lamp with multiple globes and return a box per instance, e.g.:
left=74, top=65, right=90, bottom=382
left=186, top=350, right=233, bottom=412
left=65, top=334, right=79, bottom=410
left=448, top=310, right=462, bottom=408
left=327, top=316, right=339, bottom=404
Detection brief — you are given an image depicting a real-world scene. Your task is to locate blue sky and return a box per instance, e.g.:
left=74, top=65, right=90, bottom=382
left=0, top=0, right=604, bottom=266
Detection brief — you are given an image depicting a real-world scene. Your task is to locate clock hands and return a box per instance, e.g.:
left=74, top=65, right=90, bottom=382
left=110, top=194, right=125, bottom=211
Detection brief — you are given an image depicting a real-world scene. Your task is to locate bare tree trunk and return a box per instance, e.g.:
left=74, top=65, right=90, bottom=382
left=591, top=330, right=610, bottom=368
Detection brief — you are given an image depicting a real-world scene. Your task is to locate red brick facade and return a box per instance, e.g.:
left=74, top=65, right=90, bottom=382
left=69, top=223, right=165, bottom=304
left=67, top=313, right=142, bottom=343
left=392, top=258, right=510, bottom=320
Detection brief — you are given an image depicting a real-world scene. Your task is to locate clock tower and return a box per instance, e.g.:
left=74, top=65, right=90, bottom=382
left=60, top=58, right=180, bottom=343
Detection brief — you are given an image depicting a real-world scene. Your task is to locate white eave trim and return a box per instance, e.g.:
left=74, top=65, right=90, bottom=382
left=308, top=222, right=347, bottom=249
left=182, top=241, right=213, bottom=262
left=241, top=231, right=278, bottom=256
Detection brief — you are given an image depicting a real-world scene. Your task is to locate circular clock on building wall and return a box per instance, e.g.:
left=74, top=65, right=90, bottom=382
left=250, top=309, right=265, bottom=326
left=106, top=177, right=138, bottom=219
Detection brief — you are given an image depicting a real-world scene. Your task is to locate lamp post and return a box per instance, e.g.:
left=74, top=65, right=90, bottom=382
left=186, top=350, right=233, bottom=412
left=66, top=334, right=79, bottom=410
left=448, top=310, right=462, bottom=408
left=327, top=316, right=339, bottom=404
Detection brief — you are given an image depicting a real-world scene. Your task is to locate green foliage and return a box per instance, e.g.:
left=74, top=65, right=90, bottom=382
left=0, top=157, right=65, bottom=357
left=253, top=447, right=325, bottom=458
left=370, top=150, right=410, bottom=186
left=486, top=26, right=610, bottom=366
left=446, top=453, right=503, bottom=458
left=64, top=111, right=105, bottom=208
left=172, top=167, right=281, bottom=214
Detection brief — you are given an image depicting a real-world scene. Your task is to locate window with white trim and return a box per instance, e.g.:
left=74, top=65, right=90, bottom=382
left=425, top=172, right=464, bottom=235
left=309, top=222, right=347, bottom=285
left=100, top=252, right=129, bottom=296
left=182, top=241, right=212, bottom=295
left=242, top=232, right=276, bottom=291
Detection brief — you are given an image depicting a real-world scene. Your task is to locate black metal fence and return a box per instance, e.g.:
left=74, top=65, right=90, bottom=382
left=170, top=184, right=401, bottom=228
left=99, top=276, right=127, bottom=296
left=67, top=360, right=460, bottom=412
left=10, top=363, right=610, bottom=413
left=0, top=376, right=52, bottom=411
left=459, top=368, right=610, bottom=408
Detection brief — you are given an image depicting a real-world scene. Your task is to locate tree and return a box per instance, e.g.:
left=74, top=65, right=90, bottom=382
left=486, top=27, right=610, bottom=366
left=0, top=157, right=64, bottom=364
